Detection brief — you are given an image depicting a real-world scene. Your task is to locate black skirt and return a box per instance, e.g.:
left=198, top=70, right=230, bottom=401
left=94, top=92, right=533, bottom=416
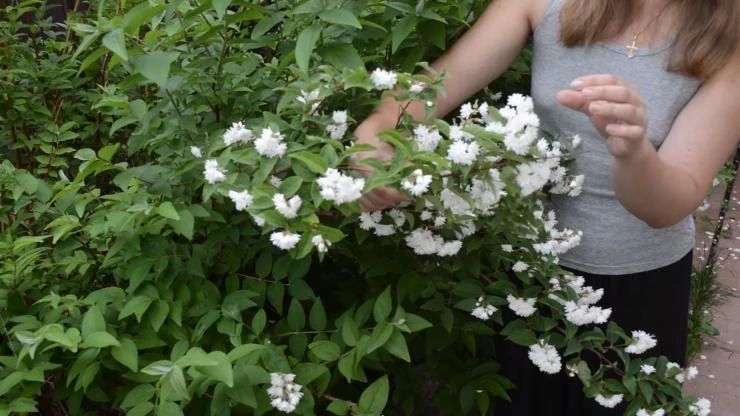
left=493, top=251, right=693, bottom=416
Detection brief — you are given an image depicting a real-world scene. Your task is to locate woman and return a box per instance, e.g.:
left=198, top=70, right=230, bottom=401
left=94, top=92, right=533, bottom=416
left=353, top=0, right=740, bottom=414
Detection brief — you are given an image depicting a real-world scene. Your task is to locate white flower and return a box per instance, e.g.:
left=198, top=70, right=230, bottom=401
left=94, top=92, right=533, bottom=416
left=255, top=127, right=287, bottom=158
left=528, top=341, right=561, bottom=374
left=501, top=244, right=513, bottom=253
left=296, top=89, right=320, bottom=105
left=507, top=295, right=537, bottom=317
left=437, top=240, right=463, bottom=257
left=448, top=124, right=473, bottom=141
left=273, top=193, right=302, bottom=219
left=228, top=190, right=253, bottom=211
left=252, top=214, right=266, bottom=226
left=688, top=398, right=711, bottom=416
left=625, top=330, right=657, bottom=354
left=317, top=168, right=365, bottom=204
left=594, top=394, right=623, bottom=408
left=401, top=169, right=433, bottom=196
left=563, top=301, right=611, bottom=326
left=446, top=140, right=480, bottom=165
left=326, top=111, right=349, bottom=139
left=640, top=364, right=656, bottom=375
left=190, top=146, right=202, bottom=158
left=270, top=232, right=301, bottom=250
left=571, top=134, right=582, bottom=149
left=370, top=68, right=397, bottom=90
left=471, top=296, right=497, bottom=321
left=268, top=372, right=303, bottom=413
left=460, top=102, right=474, bottom=119
left=636, top=408, right=666, bottom=416
left=269, top=175, right=282, bottom=188
left=413, top=125, right=442, bottom=152
left=512, top=261, right=529, bottom=272
left=516, top=160, right=552, bottom=197
left=409, top=81, right=426, bottom=93
left=311, top=235, right=330, bottom=253
left=478, top=102, right=489, bottom=119
left=331, top=110, right=348, bottom=125
left=223, top=121, right=254, bottom=146
left=685, top=365, right=699, bottom=380
left=204, top=159, right=227, bottom=184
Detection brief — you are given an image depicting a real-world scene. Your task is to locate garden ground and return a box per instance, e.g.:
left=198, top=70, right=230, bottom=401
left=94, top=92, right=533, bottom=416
left=684, top=173, right=740, bottom=416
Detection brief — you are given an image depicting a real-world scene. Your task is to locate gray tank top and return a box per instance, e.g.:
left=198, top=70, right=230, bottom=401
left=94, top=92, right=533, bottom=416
left=531, top=0, right=702, bottom=274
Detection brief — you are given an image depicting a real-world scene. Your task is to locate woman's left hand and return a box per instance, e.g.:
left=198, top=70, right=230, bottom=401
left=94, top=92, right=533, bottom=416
left=557, top=74, right=649, bottom=159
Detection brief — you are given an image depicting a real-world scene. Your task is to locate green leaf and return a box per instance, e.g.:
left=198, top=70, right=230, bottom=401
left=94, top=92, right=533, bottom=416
left=212, top=0, right=231, bottom=18
left=287, top=298, right=306, bottom=331
left=288, top=151, right=328, bottom=174
left=391, top=15, right=418, bottom=53
left=295, top=24, right=322, bottom=72
left=358, top=375, right=389, bottom=415
left=171, top=208, right=194, bottom=240
left=309, top=341, right=341, bottom=362
left=157, top=401, right=183, bottom=416
left=327, top=400, right=350, bottom=415
left=294, top=362, right=328, bottom=385
left=112, top=337, right=139, bottom=371
left=176, top=347, right=218, bottom=367
left=251, top=309, right=267, bottom=335
left=155, top=201, right=180, bottom=220
left=121, top=384, right=155, bottom=409
left=164, top=366, right=190, bottom=402
left=119, top=296, right=153, bottom=322
left=383, top=329, right=410, bottom=362
left=319, top=43, right=364, bottom=69
left=148, top=300, right=170, bottom=332
left=367, top=321, right=394, bottom=353
left=404, top=313, right=433, bottom=332
left=141, top=360, right=174, bottom=376
left=318, top=9, right=362, bottom=29
left=309, top=299, right=327, bottom=331
left=82, top=306, right=106, bottom=337
left=227, top=344, right=265, bottom=362
left=0, top=372, right=25, bottom=396
left=127, top=402, right=155, bottom=416
left=80, top=331, right=120, bottom=348
left=133, top=51, right=179, bottom=87
left=341, top=315, right=359, bottom=347
left=102, top=28, right=128, bottom=61
left=373, top=286, right=392, bottom=323
left=222, top=290, right=258, bottom=320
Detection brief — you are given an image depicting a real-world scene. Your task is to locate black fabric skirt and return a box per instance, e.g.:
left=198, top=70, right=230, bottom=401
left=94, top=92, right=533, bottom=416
left=493, top=251, right=693, bottom=416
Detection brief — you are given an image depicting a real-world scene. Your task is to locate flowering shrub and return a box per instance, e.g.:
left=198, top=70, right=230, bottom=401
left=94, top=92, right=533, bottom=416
left=0, top=1, right=709, bottom=415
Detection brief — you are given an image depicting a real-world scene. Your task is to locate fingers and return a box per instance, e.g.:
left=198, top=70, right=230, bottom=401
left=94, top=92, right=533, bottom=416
left=359, top=187, right=407, bottom=212
left=581, top=85, right=636, bottom=104
left=570, top=74, right=629, bottom=89
left=588, top=101, right=646, bottom=127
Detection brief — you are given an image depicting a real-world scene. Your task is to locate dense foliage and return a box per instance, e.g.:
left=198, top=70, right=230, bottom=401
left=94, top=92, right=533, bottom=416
left=0, top=1, right=710, bottom=415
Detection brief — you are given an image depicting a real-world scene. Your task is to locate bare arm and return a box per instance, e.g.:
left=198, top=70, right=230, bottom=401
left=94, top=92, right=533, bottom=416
left=355, top=0, right=540, bottom=146
left=613, top=59, right=740, bottom=228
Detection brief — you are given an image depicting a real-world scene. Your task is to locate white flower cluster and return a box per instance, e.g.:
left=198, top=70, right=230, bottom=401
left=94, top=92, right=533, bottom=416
left=594, top=394, right=623, bottom=408
left=507, top=295, right=537, bottom=317
left=471, top=296, right=497, bottom=321
left=673, top=364, right=698, bottom=383
left=297, top=89, right=320, bottom=113
left=532, top=210, right=582, bottom=257
left=636, top=408, right=665, bottom=416
left=515, top=139, right=565, bottom=197
left=326, top=110, right=349, bottom=140
left=228, top=190, right=253, bottom=211
left=446, top=135, right=481, bottom=166
left=311, top=235, right=330, bottom=253
left=370, top=68, right=397, bottom=90
left=688, top=398, right=711, bottom=416
left=267, top=372, right=303, bottom=413
left=625, top=330, right=657, bottom=354
left=528, top=341, right=561, bottom=374
left=190, top=146, right=202, bottom=158
left=469, top=169, right=506, bottom=216
left=255, top=127, right=288, bottom=158
left=317, top=168, right=365, bottom=204
left=413, top=125, right=442, bottom=152
left=204, top=159, right=227, bottom=184
left=270, top=231, right=301, bottom=251
left=223, top=121, right=254, bottom=146
left=273, top=193, right=302, bottom=219
left=498, top=94, right=540, bottom=155
left=359, top=210, right=399, bottom=237
left=547, top=274, right=611, bottom=326
left=404, top=228, right=463, bottom=257
left=401, top=169, right=433, bottom=196
left=640, top=364, right=656, bottom=375
left=550, top=173, right=585, bottom=197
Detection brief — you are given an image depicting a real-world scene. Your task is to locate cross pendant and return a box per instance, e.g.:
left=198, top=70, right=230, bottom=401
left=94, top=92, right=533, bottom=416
left=626, top=39, right=639, bottom=59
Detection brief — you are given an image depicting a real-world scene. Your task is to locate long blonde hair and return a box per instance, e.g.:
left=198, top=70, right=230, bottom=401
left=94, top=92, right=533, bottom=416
left=559, top=0, right=740, bottom=79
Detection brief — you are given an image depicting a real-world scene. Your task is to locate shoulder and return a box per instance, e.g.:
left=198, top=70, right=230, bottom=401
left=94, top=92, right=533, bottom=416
left=485, top=0, right=552, bottom=31
left=528, top=0, right=557, bottom=30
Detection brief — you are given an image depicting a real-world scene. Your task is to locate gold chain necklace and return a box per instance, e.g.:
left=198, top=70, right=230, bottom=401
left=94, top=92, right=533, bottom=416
left=625, top=3, right=672, bottom=59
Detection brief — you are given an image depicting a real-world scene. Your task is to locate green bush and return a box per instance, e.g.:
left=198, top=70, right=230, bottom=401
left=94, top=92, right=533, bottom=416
left=0, top=1, right=709, bottom=415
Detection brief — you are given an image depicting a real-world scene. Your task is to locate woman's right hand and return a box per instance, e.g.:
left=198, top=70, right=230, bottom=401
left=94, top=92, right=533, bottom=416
left=351, top=119, right=408, bottom=212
